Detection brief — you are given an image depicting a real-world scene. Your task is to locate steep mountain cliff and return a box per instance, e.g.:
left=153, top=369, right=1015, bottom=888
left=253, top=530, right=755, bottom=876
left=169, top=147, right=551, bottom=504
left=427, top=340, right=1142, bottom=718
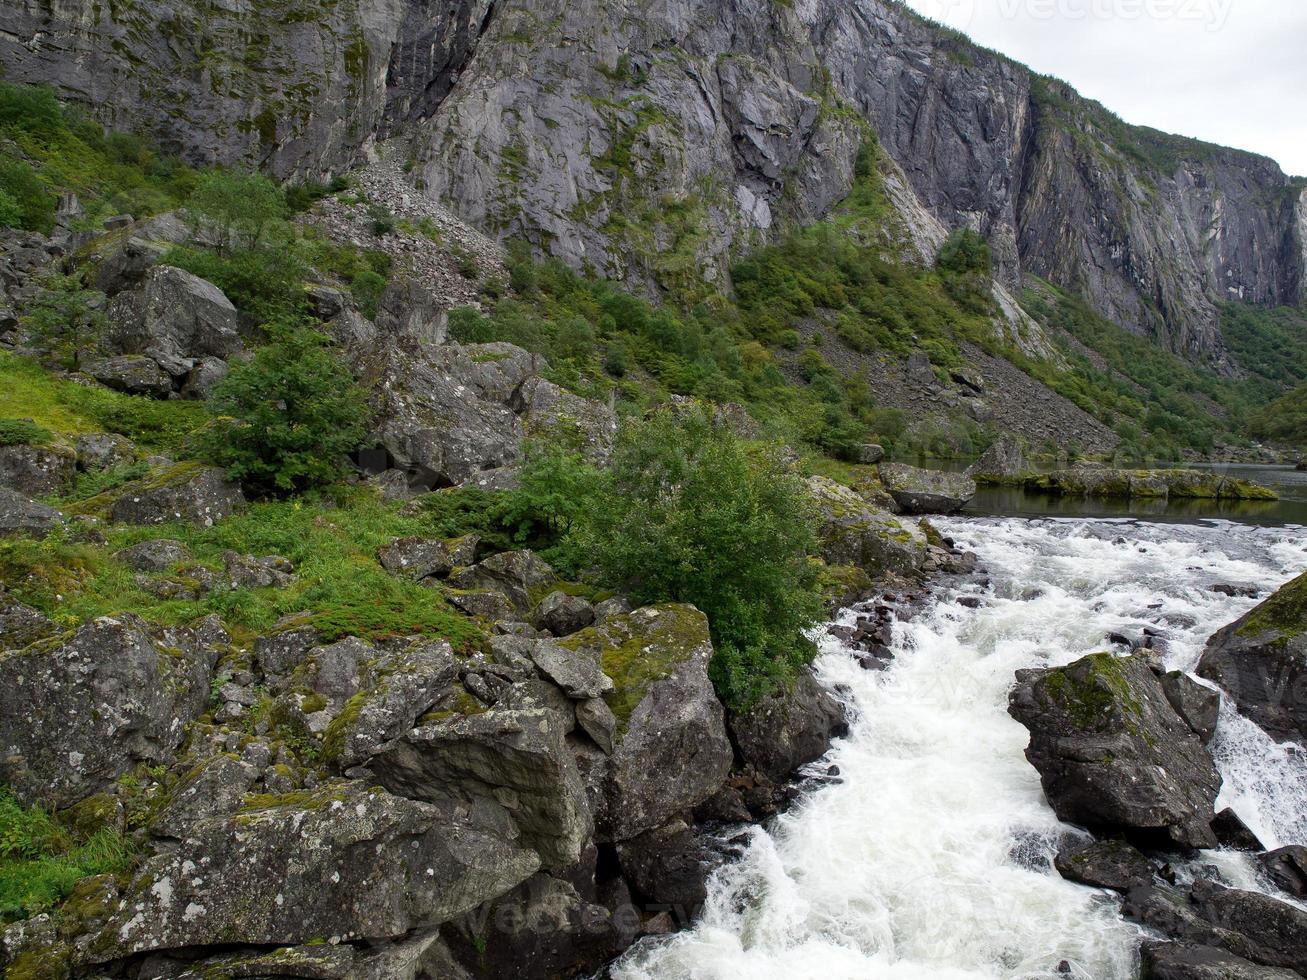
left=1, top=0, right=1303, bottom=363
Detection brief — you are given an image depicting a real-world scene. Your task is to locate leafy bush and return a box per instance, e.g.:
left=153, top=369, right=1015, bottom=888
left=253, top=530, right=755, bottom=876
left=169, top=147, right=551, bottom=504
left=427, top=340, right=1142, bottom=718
left=185, top=170, right=288, bottom=251
left=584, top=407, right=825, bottom=710
left=22, top=274, right=108, bottom=371
left=167, top=243, right=307, bottom=326
left=202, top=328, right=372, bottom=494
left=0, top=157, right=57, bottom=232
left=0, top=419, right=53, bottom=447
left=1249, top=383, right=1307, bottom=447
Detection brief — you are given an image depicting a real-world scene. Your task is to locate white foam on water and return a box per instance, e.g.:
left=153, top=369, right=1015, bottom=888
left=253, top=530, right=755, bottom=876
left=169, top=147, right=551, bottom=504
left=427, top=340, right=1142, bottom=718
left=612, top=517, right=1307, bottom=980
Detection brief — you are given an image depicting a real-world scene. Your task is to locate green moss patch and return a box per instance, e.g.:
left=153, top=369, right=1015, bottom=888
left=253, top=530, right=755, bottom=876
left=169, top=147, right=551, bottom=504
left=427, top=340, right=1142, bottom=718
left=1238, top=572, right=1307, bottom=640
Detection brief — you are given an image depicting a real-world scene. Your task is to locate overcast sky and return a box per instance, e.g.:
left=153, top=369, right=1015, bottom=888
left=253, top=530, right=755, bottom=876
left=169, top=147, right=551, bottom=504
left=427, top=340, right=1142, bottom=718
left=902, top=0, right=1307, bottom=176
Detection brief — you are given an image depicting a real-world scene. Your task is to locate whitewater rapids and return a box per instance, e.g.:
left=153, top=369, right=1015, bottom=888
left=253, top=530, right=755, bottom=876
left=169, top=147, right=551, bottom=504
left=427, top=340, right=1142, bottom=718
left=612, top=517, right=1307, bottom=980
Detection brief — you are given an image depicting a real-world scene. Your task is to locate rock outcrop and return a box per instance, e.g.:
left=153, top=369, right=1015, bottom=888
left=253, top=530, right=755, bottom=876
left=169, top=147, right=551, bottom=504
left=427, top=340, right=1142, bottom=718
left=877, top=462, right=976, bottom=515
left=805, top=475, right=928, bottom=580
left=1198, top=572, right=1307, bottom=744
left=1018, top=467, right=1278, bottom=501
left=1008, top=652, right=1222, bottom=848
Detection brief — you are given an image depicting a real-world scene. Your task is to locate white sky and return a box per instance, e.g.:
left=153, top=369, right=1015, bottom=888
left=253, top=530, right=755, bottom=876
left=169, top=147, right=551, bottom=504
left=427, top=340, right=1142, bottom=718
left=902, top=0, right=1307, bottom=176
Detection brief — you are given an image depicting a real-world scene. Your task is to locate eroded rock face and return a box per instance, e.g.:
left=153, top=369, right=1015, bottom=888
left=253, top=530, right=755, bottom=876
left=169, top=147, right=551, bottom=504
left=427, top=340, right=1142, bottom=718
left=1197, top=572, right=1307, bottom=744
left=0, top=614, right=218, bottom=807
left=1008, top=652, right=1222, bottom=848
left=93, top=781, right=539, bottom=962
left=877, top=463, right=976, bottom=515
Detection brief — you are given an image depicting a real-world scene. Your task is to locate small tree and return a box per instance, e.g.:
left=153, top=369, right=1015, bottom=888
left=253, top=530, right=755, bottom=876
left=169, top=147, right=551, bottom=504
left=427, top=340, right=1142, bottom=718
left=202, top=328, right=372, bottom=495
left=23, top=274, right=108, bottom=371
left=586, top=406, right=825, bottom=710
left=186, top=171, right=288, bottom=252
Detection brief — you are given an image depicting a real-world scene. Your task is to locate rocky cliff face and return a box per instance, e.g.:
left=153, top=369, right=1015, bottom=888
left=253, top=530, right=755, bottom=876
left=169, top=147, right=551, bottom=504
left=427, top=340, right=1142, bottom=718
left=2, top=0, right=1302, bottom=361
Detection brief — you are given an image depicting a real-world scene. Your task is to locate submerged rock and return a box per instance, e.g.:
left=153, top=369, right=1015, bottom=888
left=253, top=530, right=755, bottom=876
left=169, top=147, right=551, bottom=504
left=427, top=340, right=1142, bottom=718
left=1197, top=572, right=1307, bottom=744
left=1008, top=652, right=1222, bottom=848
left=877, top=462, right=976, bottom=515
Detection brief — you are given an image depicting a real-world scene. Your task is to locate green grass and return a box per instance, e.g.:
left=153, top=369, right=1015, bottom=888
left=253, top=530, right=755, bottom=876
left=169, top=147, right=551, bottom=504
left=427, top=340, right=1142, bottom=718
left=0, top=351, right=206, bottom=453
left=0, top=788, right=134, bottom=923
left=0, top=486, right=488, bottom=647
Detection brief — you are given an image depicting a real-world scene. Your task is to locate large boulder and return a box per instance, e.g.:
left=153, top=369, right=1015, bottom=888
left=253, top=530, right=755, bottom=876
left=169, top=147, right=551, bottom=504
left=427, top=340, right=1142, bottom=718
left=805, top=475, right=928, bottom=579
left=0, top=486, right=62, bottom=537
left=967, top=434, right=1025, bottom=482
left=91, top=781, right=539, bottom=962
left=0, top=614, right=217, bottom=806
left=1260, top=846, right=1307, bottom=899
left=82, top=353, right=175, bottom=398
left=446, top=549, right=557, bottom=613
left=728, top=667, right=846, bottom=783
left=106, top=265, right=241, bottom=377
left=511, top=376, right=619, bottom=463
left=370, top=708, right=592, bottom=870
left=877, top=462, right=976, bottom=514
left=1008, top=652, right=1222, bottom=848
left=560, top=605, right=733, bottom=842
left=0, top=443, right=75, bottom=496
left=1053, top=837, right=1160, bottom=892
left=1197, top=572, right=1307, bottom=744
left=1141, top=942, right=1302, bottom=980
left=109, top=464, right=245, bottom=526
left=378, top=534, right=479, bottom=581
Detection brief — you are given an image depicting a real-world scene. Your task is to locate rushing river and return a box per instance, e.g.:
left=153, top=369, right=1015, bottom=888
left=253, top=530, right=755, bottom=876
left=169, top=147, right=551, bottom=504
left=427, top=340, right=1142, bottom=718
left=613, top=515, right=1307, bottom=980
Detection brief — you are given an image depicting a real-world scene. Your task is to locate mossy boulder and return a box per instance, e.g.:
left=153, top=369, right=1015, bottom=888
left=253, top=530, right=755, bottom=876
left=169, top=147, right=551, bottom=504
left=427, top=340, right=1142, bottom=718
left=108, top=463, right=245, bottom=527
left=1197, top=571, right=1307, bottom=744
left=0, top=443, right=75, bottom=496
left=1009, top=652, right=1222, bottom=848
left=0, top=486, right=62, bottom=538
left=877, top=462, right=975, bottom=514
left=561, top=605, right=733, bottom=842
left=1022, top=467, right=1278, bottom=502
left=805, top=475, right=928, bottom=580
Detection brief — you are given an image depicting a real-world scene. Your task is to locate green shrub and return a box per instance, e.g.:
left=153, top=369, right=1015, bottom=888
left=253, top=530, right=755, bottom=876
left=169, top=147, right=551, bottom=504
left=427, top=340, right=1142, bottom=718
left=167, top=244, right=307, bottom=326
left=0, top=787, right=135, bottom=923
left=0, top=158, right=57, bottom=232
left=22, top=274, right=108, bottom=371
left=202, top=328, right=373, bottom=494
left=583, top=407, right=825, bottom=710
left=185, top=170, right=288, bottom=251
left=0, top=419, right=53, bottom=447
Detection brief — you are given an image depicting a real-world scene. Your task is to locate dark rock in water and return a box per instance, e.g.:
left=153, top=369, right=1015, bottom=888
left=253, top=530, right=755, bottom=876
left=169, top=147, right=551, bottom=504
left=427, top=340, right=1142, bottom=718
left=1211, top=808, right=1267, bottom=852
left=728, top=667, right=846, bottom=783
left=1140, top=942, right=1302, bottom=980
left=1212, top=583, right=1262, bottom=598
left=109, top=465, right=245, bottom=527
left=0, top=614, right=218, bottom=807
left=0, top=443, right=75, bottom=496
left=1008, top=652, right=1222, bottom=849
left=91, top=780, right=539, bottom=963
left=1054, top=838, right=1161, bottom=892
left=967, top=435, right=1025, bottom=482
left=616, top=818, right=720, bottom=907
left=1186, top=879, right=1307, bottom=973
left=441, top=872, right=631, bottom=980
left=535, top=590, right=597, bottom=637
left=1197, top=572, right=1307, bottom=744
left=1259, top=846, right=1307, bottom=899
left=0, top=486, right=61, bottom=538
left=1159, top=671, right=1221, bottom=744
left=877, top=462, right=976, bottom=515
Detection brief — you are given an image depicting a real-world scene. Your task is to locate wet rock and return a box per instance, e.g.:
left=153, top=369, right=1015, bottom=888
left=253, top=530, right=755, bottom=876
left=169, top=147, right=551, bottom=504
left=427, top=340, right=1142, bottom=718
left=93, top=781, right=538, bottom=961
left=616, top=818, right=719, bottom=908
left=0, top=614, right=215, bottom=807
left=1186, top=879, right=1307, bottom=973
left=535, top=590, right=597, bottom=637
left=1053, top=837, right=1160, bottom=892
left=1211, top=808, right=1267, bottom=852
left=1159, top=671, right=1221, bottom=744
left=223, top=550, right=295, bottom=589
left=561, top=605, right=732, bottom=842
left=1009, top=652, right=1222, bottom=849
left=0, top=443, right=75, bottom=496
left=106, top=265, right=241, bottom=371
left=1197, top=572, right=1307, bottom=744
left=75, top=432, right=136, bottom=472
left=877, top=462, right=976, bottom=514
left=728, top=667, right=846, bottom=783
left=378, top=534, right=479, bottom=580
left=1140, top=942, right=1302, bottom=980
left=109, top=465, right=245, bottom=526
left=1259, top=846, right=1307, bottom=899
left=0, top=486, right=62, bottom=537
left=82, top=353, right=175, bottom=398
left=371, top=707, right=592, bottom=870
left=1212, top=583, right=1261, bottom=599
